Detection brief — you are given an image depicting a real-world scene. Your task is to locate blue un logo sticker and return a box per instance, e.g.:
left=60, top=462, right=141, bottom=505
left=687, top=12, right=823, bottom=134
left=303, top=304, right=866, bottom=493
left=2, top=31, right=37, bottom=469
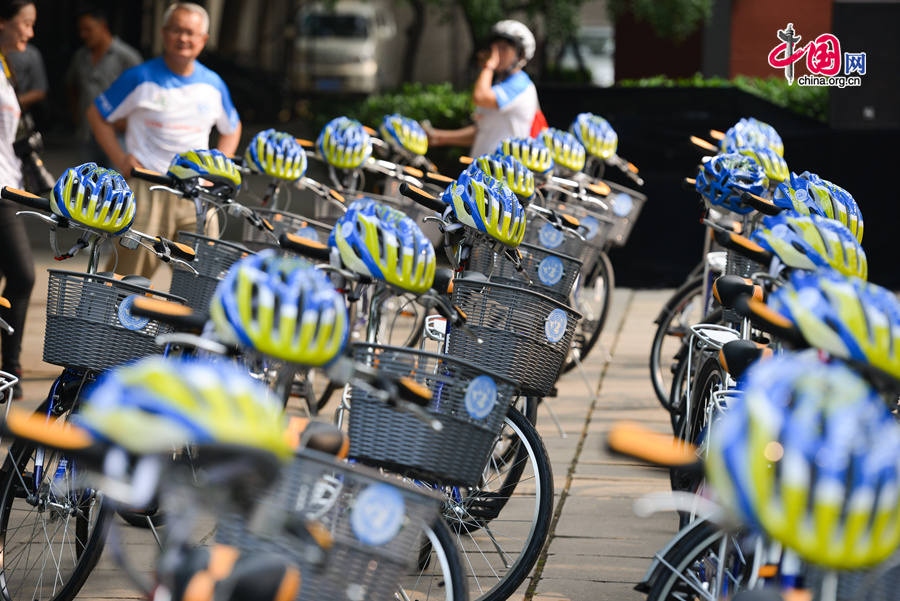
left=538, top=255, right=564, bottom=286
left=545, top=308, right=568, bottom=343
left=464, top=375, right=497, bottom=419
left=293, top=225, right=319, bottom=243
left=117, top=295, right=151, bottom=331
left=351, top=483, right=406, bottom=546
left=581, top=215, right=600, bottom=240
left=538, top=223, right=565, bottom=249
left=612, top=193, right=633, bottom=217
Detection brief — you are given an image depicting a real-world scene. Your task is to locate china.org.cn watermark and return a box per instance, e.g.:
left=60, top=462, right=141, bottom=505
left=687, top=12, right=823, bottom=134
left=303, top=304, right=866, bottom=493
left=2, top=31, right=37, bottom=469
left=767, top=22, right=866, bottom=87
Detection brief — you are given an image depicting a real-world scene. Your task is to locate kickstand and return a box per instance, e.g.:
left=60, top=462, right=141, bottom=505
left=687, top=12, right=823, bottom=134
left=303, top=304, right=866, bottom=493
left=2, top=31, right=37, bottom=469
left=147, top=516, right=162, bottom=549
left=571, top=350, right=600, bottom=401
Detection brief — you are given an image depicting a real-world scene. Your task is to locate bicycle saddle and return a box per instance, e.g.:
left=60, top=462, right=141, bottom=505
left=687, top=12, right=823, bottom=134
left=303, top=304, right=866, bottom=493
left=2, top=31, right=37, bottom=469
left=712, top=275, right=763, bottom=310
left=718, top=339, right=772, bottom=380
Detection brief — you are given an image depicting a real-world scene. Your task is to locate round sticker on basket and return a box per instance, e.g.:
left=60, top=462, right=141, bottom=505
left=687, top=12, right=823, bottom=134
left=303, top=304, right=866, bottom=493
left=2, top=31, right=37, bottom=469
left=612, top=193, right=633, bottom=217
left=351, top=483, right=406, bottom=546
left=581, top=215, right=600, bottom=241
left=538, top=255, right=564, bottom=286
left=545, top=308, right=568, bottom=343
left=538, top=222, right=565, bottom=249
left=117, top=295, right=150, bottom=331
left=464, top=375, right=497, bottom=419
left=293, top=225, right=319, bottom=243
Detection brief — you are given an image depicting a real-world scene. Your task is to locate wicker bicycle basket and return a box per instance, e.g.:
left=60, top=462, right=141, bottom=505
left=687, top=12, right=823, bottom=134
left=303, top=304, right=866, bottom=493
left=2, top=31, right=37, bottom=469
left=169, top=231, right=252, bottom=312
left=347, top=343, right=518, bottom=486
left=522, top=218, right=604, bottom=271
left=603, top=181, right=647, bottom=247
left=447, top=277, right=582, bottom=397
left=216, top=448, right=441, bottom=601
left=466, top=242, right=583, bottom=304
left=241, top=208, right=333, bottom=252
left=43, top=270, right=183, bottom=371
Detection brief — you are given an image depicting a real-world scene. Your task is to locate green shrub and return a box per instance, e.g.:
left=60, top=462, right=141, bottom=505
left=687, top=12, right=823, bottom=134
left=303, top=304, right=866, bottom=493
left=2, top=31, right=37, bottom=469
left=617, top=73, right=828, bottom=122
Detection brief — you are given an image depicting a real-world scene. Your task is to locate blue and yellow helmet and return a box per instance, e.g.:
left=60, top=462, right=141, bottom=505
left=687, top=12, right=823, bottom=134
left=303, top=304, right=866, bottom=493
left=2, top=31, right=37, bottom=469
left=470, top=152, right=535, bottom=202
left=496, top=137, right=553, bottom=175
left=167, top=149, right=242, bottom=197
left=695, top=152, right=768, bottom=214
left=538, top=127, right=586, bottom=173
left=750, top=213, right=867, bottom=279
left=210, top=250, right=348, bottom=366
left=51, top=163, right=135, bottom=235
left=77, top=356, right=292, bottom=458
left=720, top=117, right=784, bottom=157
left=570, top=113, right=618, bottom=160
left=244, top=129, right=308, bottom=181
left=329, top=198, right=436, bottom=294
left=706, top=352, right=900, bottom=568
left=379, top=114, right=428, bottom=156
left=440, top=169, right=526, bottom=247
left=317, top=116, right=372, bottom=170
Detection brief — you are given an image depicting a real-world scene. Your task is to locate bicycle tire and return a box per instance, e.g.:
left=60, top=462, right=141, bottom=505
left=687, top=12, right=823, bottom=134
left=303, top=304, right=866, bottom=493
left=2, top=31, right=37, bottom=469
left=649, top=276, right=704, bottom=408
left=562, top=249, right=614, bottom=373
left=666, top=307, right=724, bottom=433
left=443, top=407, right=553, bottom=601
left=404, top=518, right=469, bottom=601
left=0, top=413, right=112, bottom=601
left=646, top=520, right=760, bottom=601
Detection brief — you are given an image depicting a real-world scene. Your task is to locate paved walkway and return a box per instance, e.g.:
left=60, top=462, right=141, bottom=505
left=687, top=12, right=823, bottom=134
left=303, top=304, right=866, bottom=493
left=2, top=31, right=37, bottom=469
left=10, top=253, right=677, bottom=600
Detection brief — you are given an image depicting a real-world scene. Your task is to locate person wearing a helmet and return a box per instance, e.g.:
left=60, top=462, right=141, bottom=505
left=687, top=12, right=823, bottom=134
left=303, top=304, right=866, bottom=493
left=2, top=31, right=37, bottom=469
left=426, top=20, right=546, bottom=157
left=86, top=2, right=243, bottom=278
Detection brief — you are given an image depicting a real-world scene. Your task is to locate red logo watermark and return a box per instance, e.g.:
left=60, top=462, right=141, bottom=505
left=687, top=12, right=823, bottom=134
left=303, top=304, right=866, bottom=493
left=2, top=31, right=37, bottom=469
left=767, top=22, right=865, bottom=87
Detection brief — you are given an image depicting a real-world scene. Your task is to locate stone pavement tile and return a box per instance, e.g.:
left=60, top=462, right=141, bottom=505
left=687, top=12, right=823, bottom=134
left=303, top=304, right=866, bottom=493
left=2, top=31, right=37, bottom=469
left=540, top=553, right=648, bottom=582
left=533, top=579, right=642, bottom=601
left=547, top=535, right=662, bottom=558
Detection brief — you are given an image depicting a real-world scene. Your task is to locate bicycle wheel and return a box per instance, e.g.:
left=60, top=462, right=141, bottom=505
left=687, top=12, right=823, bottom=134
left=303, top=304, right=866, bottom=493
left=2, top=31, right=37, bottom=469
left=0, top=408, right=112, bottom=601
left=646, top=520, right=761, bottom=601
left=563, top=249, right=614, bottom=373
left=649, top=276, right=704, bottom=409
left=441, top=407, right=553, bottom=601
left=401, top=518, right=469, bottom=601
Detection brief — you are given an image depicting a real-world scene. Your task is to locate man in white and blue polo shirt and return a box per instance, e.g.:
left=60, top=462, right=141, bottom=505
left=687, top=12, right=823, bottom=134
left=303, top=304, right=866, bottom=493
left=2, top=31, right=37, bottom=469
left=87, top=2, right=242, bottom=278
left=427, top=20, right=546, bottom=157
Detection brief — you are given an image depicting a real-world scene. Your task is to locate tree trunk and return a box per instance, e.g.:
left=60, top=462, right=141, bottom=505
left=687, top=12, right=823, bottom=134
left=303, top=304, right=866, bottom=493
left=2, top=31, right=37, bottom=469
left=402, top=0, right=427, bottom=82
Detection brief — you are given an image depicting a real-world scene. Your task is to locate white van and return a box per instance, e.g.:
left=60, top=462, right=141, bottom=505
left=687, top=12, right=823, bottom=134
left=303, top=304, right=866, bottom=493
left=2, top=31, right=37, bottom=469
left=292, top=1, right=397, bottom=94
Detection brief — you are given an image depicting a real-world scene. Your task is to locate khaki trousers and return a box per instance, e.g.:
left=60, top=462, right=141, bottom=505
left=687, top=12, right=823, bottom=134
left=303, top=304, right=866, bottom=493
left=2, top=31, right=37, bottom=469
left=105, top=178, right=219, bottom=278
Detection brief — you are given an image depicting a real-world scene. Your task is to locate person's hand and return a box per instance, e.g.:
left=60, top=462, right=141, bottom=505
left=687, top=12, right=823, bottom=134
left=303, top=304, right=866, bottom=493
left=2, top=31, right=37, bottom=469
left=116, top=153, right=144, bottom=178
left=484, top=46, right=500, bottom=71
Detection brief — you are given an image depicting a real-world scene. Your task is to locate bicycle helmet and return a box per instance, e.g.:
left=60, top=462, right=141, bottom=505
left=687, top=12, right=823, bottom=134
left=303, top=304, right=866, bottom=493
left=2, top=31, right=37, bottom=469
left=797, top=172, right=863, bottom=242
left=706, top=353, right=900, bottom=568
left=210, top=250, right=348, bottom=366
left=496, top=137, right=553, bottom=175
left=51, top=163, right=136, bottom=235
left=329, top=198, right=436, bottom=294
left=379, top=114, right=428, bottom=157
left=694, top=153, right=768, bottom=214
left=490, top=19, right=536, bottom=62
left=440, top=168, right=526, bottom=247
left=538, top=127, right=586, bottom=173
left=244, top=129, right=308, bottom=181
left=471, top=152, right=535, bottom=202
left=720, top=117, right=784, bottom=157
left=739, top=147, right=789, bottom=185
left=570, top=113, right=618, bottom=160
left=167, top=149, right=242, bottom=197
left=77, top=356, right=292, bottom=458
left=751, top=213, right=867, bottom=279
left=767, top=269, right=900, bottom=381
left=317, top=116, right=372, bottom=170
left=772, top=175, right=864, bottom=243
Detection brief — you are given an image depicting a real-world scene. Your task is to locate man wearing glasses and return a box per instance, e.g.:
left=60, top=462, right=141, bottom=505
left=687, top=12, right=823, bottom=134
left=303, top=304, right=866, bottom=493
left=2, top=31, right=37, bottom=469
left=86, top=2, right=241, bottom=278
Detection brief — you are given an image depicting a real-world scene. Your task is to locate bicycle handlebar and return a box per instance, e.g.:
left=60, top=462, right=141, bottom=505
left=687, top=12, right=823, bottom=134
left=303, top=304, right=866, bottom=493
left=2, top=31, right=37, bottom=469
left=606, top=421, right=701, bottom=469
left=399, top=182, right=446, bottom=213
left=130, top=297, right=207, bottom=333
left=712, top=229, right=774, bottom=266
left=131, top=167, right=176, bottom=187
left=279, top=233, right=331, bottom=262
left=740, top=191, right=782, bottom=216
left=1, top=186, right=51, bottom=213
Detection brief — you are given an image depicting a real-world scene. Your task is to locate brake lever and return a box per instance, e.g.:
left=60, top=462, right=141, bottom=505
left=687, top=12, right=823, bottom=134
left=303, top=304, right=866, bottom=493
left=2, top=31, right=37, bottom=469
left=0, top=316, right=13, bottom=335
left=16, top=210, right=64, bottom=228
left=148, top=184, right=185, bottom=197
